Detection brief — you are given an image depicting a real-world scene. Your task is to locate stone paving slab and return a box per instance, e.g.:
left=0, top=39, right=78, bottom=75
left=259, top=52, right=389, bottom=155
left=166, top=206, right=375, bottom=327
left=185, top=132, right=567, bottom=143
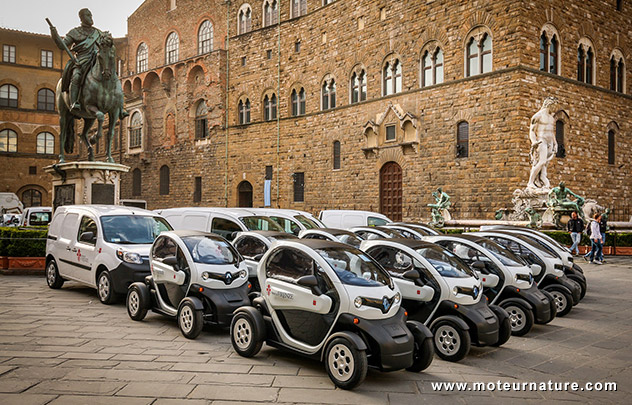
left=0, top=258, right=631, bottom=403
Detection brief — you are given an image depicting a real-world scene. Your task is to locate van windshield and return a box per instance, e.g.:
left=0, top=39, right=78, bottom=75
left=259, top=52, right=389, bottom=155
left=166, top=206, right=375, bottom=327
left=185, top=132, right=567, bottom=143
left=101, top=215, right=172, bottom=244
left=240, top=216, right=285, bottom=232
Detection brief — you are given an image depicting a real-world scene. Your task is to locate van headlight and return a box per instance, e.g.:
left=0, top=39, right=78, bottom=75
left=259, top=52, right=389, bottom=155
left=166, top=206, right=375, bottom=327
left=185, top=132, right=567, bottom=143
left=354, top=296, right=363, bottom=308
left=393, top=292, right=401, bottom=304
left=116, top=249, right=142, bottom=264
left=239, top=270, right=247, bottom=278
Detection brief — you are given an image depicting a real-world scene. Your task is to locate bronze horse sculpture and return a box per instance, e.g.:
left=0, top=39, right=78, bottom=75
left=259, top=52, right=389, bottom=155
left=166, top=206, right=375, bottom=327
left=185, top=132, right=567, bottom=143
left=56, top=32, right=125, bottom=163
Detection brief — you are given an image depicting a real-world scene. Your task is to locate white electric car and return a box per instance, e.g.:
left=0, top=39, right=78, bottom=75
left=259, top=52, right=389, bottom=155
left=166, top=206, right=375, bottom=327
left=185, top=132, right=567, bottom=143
left=349, top=226, right=406, bottom=240
left=299, top=228, right=364, bottom=248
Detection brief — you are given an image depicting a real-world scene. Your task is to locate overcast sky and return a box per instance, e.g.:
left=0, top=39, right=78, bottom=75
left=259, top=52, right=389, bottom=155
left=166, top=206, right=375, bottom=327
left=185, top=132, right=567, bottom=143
left=1, top=0, right=146, bottom=38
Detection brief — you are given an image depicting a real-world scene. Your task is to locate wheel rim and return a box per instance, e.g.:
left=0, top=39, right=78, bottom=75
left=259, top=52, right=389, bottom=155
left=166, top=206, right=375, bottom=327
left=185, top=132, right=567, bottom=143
left=98, top=274, right=110, bottom=300
left=179, top=305, right=194, bottom=333
left=46, top=263, right=56, bottom=285
left=128, top=290, right=139, bottom=315
left=328, top=343, right=354, bottom=382
left=233, top=318, right=252, bottom=350
left=434, top=325, right=461, bottom=356
left=551, top=291, right=568, bottom=312
left=505, top=305, right=526, bottom=332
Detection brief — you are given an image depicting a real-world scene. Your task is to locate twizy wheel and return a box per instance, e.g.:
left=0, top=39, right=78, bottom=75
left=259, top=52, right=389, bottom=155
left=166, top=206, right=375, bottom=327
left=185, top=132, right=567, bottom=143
left=407, top=331, right=434, bottom=372
left=501, top=301, right=534, bottom=336
left=431, top=319, right=471, bottom=362
left=126, top=283, right=148, bottom=321
left=324, top=337, right=368, bottom=390
left=46, top=259, right=64, bottom=289
left=178, top=300, right=204, bottom=339
left=97, top=270, right=116, bottom=304
left=567, top=274, right=587, bottom=300
left=493, top=314, right=512, bottom=346
left=230, top=311, right=263, bottom=357
left=544, top=286, right=573, bottom=317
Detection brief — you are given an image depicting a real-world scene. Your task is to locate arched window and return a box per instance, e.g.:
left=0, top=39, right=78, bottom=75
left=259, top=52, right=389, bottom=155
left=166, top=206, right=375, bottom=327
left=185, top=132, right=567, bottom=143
left=456, top=121, right=469, bottom=158
left=291, top=0, right=307, bottom=18
left=383, top=59, right=402, bottom=95
left=165, top=32, right=179, bottom=64
left=577, top=40, right=595, bottom=85
left=238, top=5, right=252, bottom=34
left=129, top=112, right=142, bottom=148
left=160, top=165, right=170, bottom=195
left=466, top=32, right=492, bottom=77
left=0, top=128, right=17, bottom=152
left=263, top=93, right=277, bottom=121
left=321, top=78, right=336, bottom=110
left=540, top=31, right=559, bottom=74
left=238, top=99, right=251, bottom=124
left=198, top=20, right=213, bottom=54
left=0, top=84, right=18, bottom=108
left=136, top=43, right=148, bottom=73
left=37, top=88, right=55, bottom=111
left=132, top=168, right=142, bottom=196
left=22, top=189, right=41, bottom=208
left=422, top=47, right=444, bottom=87
left=351, top=70, right=367, bottom=103
left=36, top=132, right=54, bottom=154
left=555, top=120, right=565, bottom=158
left=195, top=101, right=208, bottom=139
left=333, top=140, right=341, bottom=170
left=610, top=51, right=626, bottom=93
left=291, top=88, right=305, bottom=116
left=608, top=129, right=615, bottom=165
left=263, top=1, right=278, bottom=27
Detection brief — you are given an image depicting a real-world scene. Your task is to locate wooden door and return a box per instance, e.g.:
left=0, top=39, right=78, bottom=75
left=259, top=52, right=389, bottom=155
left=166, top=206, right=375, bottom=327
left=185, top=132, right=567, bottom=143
left=238, top=181, right=253, bottom=207
left=380, top=162, right=402, bottom=221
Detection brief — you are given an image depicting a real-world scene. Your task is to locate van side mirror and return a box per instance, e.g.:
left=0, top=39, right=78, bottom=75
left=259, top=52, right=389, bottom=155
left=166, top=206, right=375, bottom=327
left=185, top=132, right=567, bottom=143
left=297, top=275, right=322, bottom=296
left=402, top=269, right=420, bottom=280
left=163, top=256, right=178, bottom=266
left=472, top=261, right=486, bottom=271
left=79, top=232, right=95, bottom=243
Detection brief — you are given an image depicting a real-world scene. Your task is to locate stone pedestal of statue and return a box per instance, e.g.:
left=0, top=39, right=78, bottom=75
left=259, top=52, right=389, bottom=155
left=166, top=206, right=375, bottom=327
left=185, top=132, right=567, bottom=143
left=44, top=162, right=129, bottom=211
left=502, top=188, right=552, bottom=224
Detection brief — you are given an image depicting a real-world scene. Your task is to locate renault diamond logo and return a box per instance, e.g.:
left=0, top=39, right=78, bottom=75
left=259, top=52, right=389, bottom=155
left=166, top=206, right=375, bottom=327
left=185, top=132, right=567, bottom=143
left=473, top=286, right=479, bottom=297
left=383, top=296, right=390, bottom=312
left=225, top=272, right=233, bottom=284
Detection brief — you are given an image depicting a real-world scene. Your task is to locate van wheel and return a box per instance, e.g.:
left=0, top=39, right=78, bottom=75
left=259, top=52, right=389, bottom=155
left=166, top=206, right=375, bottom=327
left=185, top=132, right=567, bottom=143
left=501, top=301, right=534, bottom=336
left=324, top=337, right=368, bottom=390
left=407, top=333, right=434, bottom=372
left=46, top=259, right=64, bottom=289
left=97, top=271, right=116, bottom=304
left=178, top=301, right=204, bottom=339
left=127, top=283, right=149, bottom=321
left=431, top=320, right=471, bottom=362
left=567, top=274, right=587, bottom=300
left=231, top=311, right=263, bottom=357
left=544, top=286, right=573, bottom=317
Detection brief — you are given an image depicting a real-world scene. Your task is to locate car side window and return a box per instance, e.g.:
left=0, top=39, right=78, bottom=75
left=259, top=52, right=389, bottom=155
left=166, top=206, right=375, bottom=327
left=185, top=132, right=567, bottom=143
left=368, top=217, right=388, bottom=226
left=303, top=233, right=328, bottom=240
left=77, top=216, right=98, bottom=245
left=266, top=248, right=313, bottom=284
left=234, top=236, right=267, bottom=258
left=366, top=246, right=433, bottom=281
left=271, top=216, right=300, bottom=234
left=153, top=236, right=177, bottom=260
left=397, top=229, right=420, bottom=240
left=60, top=213, right=79, bottom=240
left=211, top=218, right=242, bottom=241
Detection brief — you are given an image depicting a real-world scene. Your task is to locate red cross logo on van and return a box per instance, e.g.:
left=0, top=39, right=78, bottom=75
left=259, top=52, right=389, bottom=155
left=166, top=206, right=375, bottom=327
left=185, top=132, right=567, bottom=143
left=76, top=249, right=81, bottom=262
left=266, top=284, right=271, bottom=296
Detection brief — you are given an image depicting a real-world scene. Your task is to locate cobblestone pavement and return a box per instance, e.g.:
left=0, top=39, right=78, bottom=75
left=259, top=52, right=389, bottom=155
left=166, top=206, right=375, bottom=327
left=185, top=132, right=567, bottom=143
left=0, top=258, right=631, bottom=404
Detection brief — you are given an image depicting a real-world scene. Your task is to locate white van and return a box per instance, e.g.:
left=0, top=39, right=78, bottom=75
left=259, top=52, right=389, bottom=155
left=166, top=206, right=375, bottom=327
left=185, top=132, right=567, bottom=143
left=319, top=210, right=392, bottom=228
left=20, top=207, right=53, bottom=227
left=45, top=205, right=172, bottom=304
left=248, top=208, right=324, bottom=235
left=155, top=207, right=286, bottom=241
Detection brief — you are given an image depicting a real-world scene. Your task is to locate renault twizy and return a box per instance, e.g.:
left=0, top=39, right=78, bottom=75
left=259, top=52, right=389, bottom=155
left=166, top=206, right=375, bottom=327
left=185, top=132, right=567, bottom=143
left=229, top=239, right=434, bottom=389
left=126, top=230, right=251, bottom=339
left=361, top=239, right=508, bottom=362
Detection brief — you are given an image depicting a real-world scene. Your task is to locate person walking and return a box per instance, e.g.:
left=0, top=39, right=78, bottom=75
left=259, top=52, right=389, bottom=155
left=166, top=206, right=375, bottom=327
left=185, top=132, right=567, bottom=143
left=584, top=213, right=603, bottom=264
left=598, top=210, right=609, bottom=263
left=567, top=211, right=584, bottom=256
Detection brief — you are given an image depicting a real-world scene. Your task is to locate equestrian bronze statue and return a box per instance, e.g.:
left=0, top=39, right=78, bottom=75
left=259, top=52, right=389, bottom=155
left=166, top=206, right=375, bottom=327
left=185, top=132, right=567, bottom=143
left=48, top=8, right=128, bottom=163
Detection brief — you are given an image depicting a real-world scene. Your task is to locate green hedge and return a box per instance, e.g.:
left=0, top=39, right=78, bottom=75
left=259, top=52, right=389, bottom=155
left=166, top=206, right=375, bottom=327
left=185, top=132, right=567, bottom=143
left=0, top=227, right=47, bottom=257
left=539, top=231, right=631, bottom=247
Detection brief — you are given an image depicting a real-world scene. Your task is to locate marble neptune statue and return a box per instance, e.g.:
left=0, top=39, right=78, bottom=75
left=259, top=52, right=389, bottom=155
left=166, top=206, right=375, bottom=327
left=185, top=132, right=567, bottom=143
left=527, top=97, right=558, bottom=190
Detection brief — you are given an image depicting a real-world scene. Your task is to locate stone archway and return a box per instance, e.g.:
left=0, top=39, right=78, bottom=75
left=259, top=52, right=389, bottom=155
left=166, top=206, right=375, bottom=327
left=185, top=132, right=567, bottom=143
left=238, top=181, right=253, bottom=208
left=379, top=162, right=402, bottom=221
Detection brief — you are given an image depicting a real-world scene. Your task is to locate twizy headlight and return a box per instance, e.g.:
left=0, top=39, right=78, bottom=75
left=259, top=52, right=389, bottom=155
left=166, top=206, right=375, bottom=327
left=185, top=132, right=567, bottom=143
left=239, top=270, right=248, bottom=278
left=453, top=286, right=459, bottom=295
left=354, top=297, right=363, bottom=308
left=201, top=272, right=210, bottom=280
left=116, top=249, right=142, bottom=264
left=393, top=292, right=401, bottom=304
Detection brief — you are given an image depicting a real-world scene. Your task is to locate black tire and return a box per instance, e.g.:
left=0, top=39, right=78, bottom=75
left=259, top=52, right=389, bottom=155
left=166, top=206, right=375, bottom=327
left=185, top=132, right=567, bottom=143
left=544, top=286, right=573, bottom=317
left=178, top=301, right=204, bottom=339
left=230, top=311, right=264, bottom=357
left=46, top=259, right=64, bottom=289
left=324, top=337, right=368, bottom=390
left=567, top=274, right=587, bottom=300
left=126, top=283, right=148, bottom=321
left=407, top=333, right=434, bottom=372
left=493, top=314, right=512, bottom=346
left=431, top=319, right=471, bottom=362
left=97, top=270, right=116, bottom=304
left=500, top=301, right=534, bottom=336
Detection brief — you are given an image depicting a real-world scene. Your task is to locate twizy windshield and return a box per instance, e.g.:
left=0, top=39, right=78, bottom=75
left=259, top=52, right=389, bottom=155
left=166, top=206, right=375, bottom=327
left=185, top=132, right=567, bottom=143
left=240, top=216, right=285, bottom=232
left=316, top=247, right=391, bottom=287
left=182, top=235, right=239, bottom=265
left=478, top=239, right=525, bottom=267
left=334, top=232, right=363, bottom=248
left=513, top=235, right=556, bottom=259
left=101, top=215, right=172, bottom=244
left=294, top=215, right=319, bottom=229
left=415, top=246, right=476, bottom=278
